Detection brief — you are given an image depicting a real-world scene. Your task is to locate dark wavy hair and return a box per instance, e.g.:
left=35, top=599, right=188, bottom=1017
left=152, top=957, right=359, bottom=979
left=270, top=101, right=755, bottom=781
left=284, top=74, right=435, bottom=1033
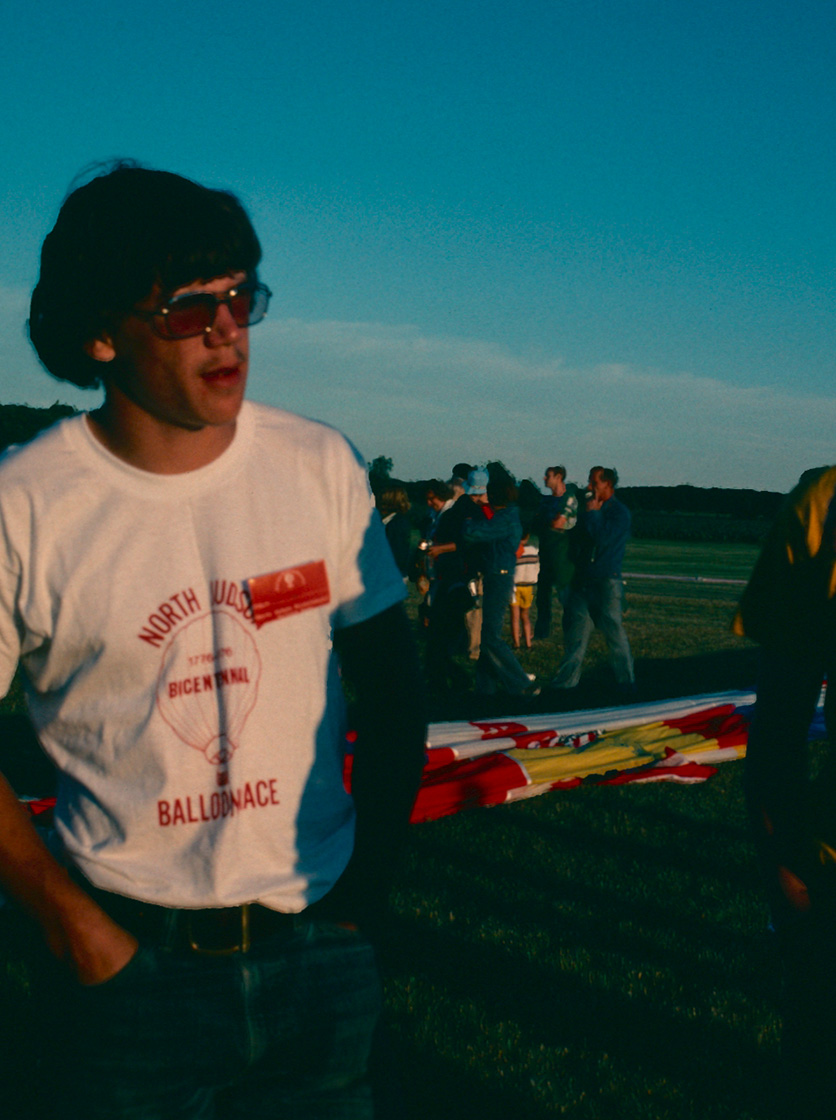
left=28, top=161, right=262, bottom=389
left=487, top=478, right=518, bottom=508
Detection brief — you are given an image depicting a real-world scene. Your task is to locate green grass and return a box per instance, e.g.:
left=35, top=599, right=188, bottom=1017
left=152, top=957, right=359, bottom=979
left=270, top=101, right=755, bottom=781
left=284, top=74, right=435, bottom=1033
left=1, top=538, right=784, bottom=1119
left=384, top=541, right=776, bottom=1118
left=625, top=539, right=759, bottom=582
left=384, top=768, right=778, bottom=1119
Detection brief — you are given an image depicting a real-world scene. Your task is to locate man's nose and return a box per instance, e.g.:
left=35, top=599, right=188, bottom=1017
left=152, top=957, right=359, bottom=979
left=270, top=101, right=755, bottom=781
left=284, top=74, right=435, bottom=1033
left=205, top=300, right=240, bottom=344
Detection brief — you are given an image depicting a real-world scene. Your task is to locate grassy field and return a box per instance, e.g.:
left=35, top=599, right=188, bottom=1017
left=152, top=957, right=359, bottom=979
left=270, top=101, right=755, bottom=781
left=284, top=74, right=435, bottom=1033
left=1, top=538, right=787, bottom=1119
left=383, top=538, right=779, bottom=1119
left=624, top=539, right=758, bottom=582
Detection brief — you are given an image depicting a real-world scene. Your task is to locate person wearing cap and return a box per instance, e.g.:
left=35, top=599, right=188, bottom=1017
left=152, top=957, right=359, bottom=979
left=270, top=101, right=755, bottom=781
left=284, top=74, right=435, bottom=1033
left=450, top=462, right=475, bottom=497
left=0, top=162, right=426, bottom=1117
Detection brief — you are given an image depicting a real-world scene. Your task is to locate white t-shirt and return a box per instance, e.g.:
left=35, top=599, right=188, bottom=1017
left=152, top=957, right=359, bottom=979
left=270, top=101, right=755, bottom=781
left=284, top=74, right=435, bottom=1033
left=0, top=402, right=405, bottom=911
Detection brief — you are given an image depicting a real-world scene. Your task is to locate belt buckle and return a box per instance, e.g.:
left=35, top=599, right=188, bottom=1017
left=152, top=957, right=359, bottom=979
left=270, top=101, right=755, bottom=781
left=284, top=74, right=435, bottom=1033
left=186, top=904, right=251, bottom=955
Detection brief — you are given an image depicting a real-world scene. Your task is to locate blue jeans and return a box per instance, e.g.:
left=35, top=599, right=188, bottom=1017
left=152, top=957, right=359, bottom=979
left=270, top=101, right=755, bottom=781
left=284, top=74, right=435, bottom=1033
left=475, top=571, right=533, bottom=695
left=61, top=920, right=382, bottom=1119
left=533, top=556, right=569, bottom=640
left=552, top=577, right=634, bottom=688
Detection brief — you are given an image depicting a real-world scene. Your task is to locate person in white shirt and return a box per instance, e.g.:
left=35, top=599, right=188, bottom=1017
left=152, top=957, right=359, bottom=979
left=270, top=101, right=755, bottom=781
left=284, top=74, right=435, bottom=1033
left=0, top=161, right=425, bottom=1118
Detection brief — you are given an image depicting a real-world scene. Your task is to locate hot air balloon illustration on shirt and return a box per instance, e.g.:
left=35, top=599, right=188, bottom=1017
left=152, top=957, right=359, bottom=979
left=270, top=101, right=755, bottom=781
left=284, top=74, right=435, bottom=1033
left=156, top=609, right=262, bottom=785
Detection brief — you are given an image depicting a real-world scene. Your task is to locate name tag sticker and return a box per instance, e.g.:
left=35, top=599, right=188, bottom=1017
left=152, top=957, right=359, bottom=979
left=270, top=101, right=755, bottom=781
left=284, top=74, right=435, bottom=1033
left=246, top=561, right=331, bottom=628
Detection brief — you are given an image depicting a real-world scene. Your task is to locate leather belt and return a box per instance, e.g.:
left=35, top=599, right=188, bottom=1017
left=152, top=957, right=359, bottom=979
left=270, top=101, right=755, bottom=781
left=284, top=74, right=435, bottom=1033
left=84, top=882, right=306, bottom=956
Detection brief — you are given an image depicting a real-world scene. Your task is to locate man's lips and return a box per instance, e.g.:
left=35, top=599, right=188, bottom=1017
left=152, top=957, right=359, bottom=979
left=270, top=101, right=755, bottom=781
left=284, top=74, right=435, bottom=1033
left=201, top=365, right=242, bottom=383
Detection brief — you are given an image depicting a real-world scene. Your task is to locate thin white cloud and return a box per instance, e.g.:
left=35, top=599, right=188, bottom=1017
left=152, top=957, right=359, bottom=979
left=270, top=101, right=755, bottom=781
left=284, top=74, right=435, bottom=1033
left=0, top=298, right=831, bottom=492
left=252, top=318, right=836, bottom=490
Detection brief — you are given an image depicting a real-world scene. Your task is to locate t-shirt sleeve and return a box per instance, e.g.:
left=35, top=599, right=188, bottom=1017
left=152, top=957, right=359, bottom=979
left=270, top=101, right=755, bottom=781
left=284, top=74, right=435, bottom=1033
left=330, top=438, right=407, bottom=630
left=0, top=556, right=23, bottom=700
left=563, top=492, right=579, bottom=531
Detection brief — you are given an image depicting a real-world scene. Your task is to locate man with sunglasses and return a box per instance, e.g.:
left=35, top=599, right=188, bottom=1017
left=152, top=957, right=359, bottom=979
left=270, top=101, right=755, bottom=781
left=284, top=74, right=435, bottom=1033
left=0, top=162, right=425, bottom=1117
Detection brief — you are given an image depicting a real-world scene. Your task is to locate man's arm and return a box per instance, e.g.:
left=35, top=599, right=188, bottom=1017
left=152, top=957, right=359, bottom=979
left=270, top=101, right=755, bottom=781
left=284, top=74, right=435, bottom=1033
left=328, top=602, right=426, bottom=928
left=562, top=491, right=579, bottom=531
left=585, top=499, right=629, bottom=548
left=0, top=769, right=138, bottom=984
left=427, top=541, right=457, bottom=559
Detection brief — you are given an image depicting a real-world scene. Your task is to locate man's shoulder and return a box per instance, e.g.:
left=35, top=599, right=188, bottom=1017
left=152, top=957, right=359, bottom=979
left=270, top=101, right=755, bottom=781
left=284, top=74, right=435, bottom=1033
left=446, top=493, right=476, bottom=522
left=609, top=493, right=631, bottom=520
left=248, top=402, right=363, bottom=466
left=249, top=401, right=347, bottom=444
left=0, top=412, right=84, bottom=483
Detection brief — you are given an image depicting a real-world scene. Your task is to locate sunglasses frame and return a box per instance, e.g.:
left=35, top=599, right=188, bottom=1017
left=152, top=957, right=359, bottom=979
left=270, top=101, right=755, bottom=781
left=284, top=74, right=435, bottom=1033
left=131, top=281, right=272, bottom=340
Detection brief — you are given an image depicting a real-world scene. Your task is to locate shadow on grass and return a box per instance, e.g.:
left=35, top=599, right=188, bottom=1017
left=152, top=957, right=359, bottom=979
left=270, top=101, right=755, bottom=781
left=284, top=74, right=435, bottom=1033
left=398, top=829, right=773, bottom=1002
left=378, top=906, right=781, bottom=1120
left=424, top=647, right=761, bottom=724
left=381, top=751, right=782, bottom=1120
left=373, top=1014, right=560, bottom=1120
left=634, top=647, right=760, bottom=702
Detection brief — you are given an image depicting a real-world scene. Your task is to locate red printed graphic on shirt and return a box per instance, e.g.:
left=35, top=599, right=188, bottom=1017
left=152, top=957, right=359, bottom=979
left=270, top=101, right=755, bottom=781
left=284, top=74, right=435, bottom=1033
left=155, top=609, right=262, bottom=787
left=157, top=778, right=280, bottom=827
left=246, top=560, right=330, bottom=628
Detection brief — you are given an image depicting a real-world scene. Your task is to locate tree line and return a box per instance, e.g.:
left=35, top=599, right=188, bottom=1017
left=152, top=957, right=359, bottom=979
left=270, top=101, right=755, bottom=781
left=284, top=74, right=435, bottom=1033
left=0, top=414, right=789, bottom=544
left=369, top=454, right=789, bottom=544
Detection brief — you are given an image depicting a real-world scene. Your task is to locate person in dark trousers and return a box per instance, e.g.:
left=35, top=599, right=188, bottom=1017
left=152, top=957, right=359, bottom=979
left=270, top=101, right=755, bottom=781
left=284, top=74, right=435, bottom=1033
left=0, top=161, right=426, bottom=1118
left=549, top=466, right=635, bottom=696
left=734, top=464, right=836, bottom=1119
left=534, top=465, right=578, bottom=640
left=462, top=474, right=540, bottom=697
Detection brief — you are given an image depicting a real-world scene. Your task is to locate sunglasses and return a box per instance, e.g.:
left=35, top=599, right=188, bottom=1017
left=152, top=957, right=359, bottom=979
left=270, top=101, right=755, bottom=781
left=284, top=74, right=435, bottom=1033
left=131, top=281, right=272, bottom=340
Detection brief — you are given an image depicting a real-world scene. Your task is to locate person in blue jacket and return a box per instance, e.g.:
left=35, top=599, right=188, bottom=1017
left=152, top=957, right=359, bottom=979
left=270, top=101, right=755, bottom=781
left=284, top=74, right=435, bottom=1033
left=549, top=466, right=635, bottom=695
left=461, top=473, right=540, bottom=697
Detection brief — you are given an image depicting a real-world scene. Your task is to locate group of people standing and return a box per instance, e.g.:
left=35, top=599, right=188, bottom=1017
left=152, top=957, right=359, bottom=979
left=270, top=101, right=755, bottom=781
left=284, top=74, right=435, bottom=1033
left=419, top=467, right=539, bottom=697
left=3, top=160, right=827, bottom=1120
left=404, top=460, right=636, bottom=699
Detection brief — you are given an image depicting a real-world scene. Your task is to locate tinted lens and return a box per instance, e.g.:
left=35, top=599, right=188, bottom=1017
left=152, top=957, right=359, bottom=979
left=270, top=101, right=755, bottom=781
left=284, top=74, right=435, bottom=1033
left=163, top=295, right=216, bottom=337
left=154, top=283, right=269, bottom=338
left=250, top=285, right=270, bottom=325
left=227, top=287, right=255, bottom=327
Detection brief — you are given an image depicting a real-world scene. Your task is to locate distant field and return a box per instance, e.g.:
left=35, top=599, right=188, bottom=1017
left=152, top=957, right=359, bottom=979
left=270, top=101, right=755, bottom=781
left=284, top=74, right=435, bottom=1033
left=625, top=539, right=759, bottom=582
left=1, top=537, right=780, bottom=1120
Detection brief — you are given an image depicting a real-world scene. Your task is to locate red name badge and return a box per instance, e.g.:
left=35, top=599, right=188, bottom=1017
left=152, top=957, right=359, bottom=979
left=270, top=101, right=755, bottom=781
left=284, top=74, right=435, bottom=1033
left=246, top=561, right=331, bottom=628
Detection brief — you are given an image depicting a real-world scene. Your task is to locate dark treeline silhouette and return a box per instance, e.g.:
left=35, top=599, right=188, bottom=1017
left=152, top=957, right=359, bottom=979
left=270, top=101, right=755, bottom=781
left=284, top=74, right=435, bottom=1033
left=369, top=453, right=793, bottom=545
left=619, top=484, right=782, bottom=519
left=0, top=403, right=78, bottom=454
left=0, top=414, right=787, bottom=544
left=620, top=484, right=785, bottom=543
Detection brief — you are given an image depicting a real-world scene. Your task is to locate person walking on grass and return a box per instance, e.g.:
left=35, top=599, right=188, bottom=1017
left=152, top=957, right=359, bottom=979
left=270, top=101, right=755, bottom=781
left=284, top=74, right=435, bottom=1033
left=462, top=474, right=540, bottom=697
left=548, top=466, right=635, bottom=698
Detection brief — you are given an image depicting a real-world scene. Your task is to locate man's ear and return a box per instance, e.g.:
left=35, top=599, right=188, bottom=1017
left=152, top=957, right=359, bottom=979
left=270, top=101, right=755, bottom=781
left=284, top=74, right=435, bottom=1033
left=84, top=335, right=116, bottom=363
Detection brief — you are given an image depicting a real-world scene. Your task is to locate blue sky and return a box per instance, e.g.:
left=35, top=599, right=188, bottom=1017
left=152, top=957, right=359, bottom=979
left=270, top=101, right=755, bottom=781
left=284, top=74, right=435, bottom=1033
left=2, top=0, right=834, bottom=490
